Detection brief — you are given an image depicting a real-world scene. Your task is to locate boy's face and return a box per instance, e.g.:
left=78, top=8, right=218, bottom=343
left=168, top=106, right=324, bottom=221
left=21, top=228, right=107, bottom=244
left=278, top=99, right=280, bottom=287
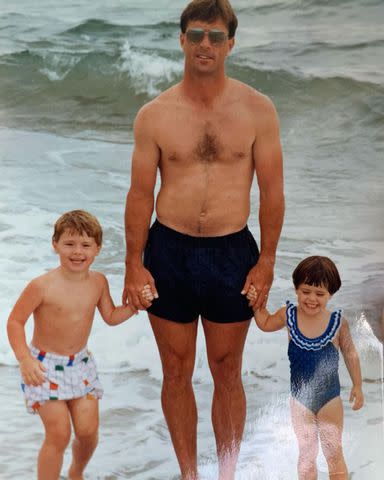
left=295, top=283, right=332, bottom=316
left=52, top=230, right=101, bottom=273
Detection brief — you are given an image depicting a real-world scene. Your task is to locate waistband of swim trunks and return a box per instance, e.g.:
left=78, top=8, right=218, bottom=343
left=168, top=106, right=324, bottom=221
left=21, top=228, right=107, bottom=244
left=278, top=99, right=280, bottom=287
left=29, top=344, right=90, bottom=366
left=150, top=219, right=251, bottom=248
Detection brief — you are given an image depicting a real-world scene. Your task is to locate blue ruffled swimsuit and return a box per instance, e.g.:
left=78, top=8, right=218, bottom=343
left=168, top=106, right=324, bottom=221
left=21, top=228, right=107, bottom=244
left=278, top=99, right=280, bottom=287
left=286, top=301, right=342, bottom=414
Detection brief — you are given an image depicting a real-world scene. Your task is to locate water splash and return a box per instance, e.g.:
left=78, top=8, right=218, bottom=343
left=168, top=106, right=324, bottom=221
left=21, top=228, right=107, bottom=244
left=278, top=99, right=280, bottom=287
left=119, top=41, right=182, bottom=96
left=199, top=395, right=297, bottom=479
left=354, top=311, right=384, bottom=437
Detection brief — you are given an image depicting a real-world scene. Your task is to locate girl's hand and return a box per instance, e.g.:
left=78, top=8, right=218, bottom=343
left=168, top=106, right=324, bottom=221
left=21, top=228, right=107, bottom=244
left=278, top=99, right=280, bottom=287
left=247, top=285, right=268, bottom=309
left=349, top=385, right=364, bottom=410
left=141, top=284, right=154, bottom=305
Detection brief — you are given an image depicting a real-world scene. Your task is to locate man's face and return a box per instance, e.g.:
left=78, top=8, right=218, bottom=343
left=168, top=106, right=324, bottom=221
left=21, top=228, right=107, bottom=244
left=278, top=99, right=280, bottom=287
left=180, top=18, right=235, bottom=74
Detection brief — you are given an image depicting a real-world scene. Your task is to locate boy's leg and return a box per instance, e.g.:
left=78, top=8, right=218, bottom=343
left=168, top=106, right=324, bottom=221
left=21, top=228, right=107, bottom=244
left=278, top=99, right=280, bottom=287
left=38, top=400, right=72, bottom=480
left=290, top=398, right=319, bottom=480
left=67, top=395, right=99, bottom=480
left=317, top=397, right=348, bottom=480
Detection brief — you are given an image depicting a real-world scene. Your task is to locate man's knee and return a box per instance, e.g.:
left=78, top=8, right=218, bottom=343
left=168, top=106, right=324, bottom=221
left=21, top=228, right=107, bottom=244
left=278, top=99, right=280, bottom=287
left=209, top=355, right=242, bottom=390
left=163, top=366, right=194, bottom=388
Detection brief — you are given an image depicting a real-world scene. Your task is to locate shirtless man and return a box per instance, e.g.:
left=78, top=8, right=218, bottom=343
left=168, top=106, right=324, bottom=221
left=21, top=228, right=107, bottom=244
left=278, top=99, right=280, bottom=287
left=123, top=1, right=284, bottom=479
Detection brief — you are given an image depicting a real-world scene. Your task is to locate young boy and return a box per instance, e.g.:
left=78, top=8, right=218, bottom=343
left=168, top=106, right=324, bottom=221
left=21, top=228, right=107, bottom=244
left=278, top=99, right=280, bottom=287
left=247, top=256, right=364, bottom=480
left=7, top=210, right=152, bottom=480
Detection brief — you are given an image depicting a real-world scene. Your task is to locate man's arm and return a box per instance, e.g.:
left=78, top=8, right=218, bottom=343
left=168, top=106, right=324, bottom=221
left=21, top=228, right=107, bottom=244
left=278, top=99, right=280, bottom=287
left=123, top=103, right=160, bottom=309
left=243, top=96, right=284, bottom=309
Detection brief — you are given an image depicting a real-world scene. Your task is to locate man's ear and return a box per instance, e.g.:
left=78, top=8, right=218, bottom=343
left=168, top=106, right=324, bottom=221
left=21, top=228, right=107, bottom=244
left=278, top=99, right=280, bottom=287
left=228, top=36, right=235, bottom=53
left=180, top=32, right=186, bottom=49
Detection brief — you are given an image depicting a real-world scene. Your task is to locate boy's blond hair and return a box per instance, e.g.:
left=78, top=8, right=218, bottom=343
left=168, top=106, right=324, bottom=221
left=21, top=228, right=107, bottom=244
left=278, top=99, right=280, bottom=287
left=52, top=210, right=103, bottom=246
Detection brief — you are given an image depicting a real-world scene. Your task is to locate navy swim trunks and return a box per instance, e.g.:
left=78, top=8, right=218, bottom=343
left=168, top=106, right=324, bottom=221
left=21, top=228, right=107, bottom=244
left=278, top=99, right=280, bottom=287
left=144, top=220, right=259, bottom=324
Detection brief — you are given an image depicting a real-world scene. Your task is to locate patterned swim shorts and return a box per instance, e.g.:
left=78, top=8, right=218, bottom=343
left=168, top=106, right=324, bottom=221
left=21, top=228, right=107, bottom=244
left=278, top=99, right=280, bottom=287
left=21, top=345, right=104, bottom=414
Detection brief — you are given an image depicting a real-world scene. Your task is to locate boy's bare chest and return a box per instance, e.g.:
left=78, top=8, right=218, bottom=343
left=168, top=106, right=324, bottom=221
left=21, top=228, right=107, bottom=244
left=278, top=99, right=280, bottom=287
left=41, top=284, right=99, bottom=317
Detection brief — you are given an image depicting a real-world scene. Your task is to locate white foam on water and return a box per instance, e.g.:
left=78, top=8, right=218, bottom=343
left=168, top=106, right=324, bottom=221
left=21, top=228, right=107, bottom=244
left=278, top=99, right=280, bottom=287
left=119, top=40, right=183, bottom=96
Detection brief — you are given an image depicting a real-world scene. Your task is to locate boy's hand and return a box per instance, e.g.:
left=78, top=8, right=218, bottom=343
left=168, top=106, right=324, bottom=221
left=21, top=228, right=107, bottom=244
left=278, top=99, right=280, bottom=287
left=19, top=356, right=46, bottom=386
left=140, top=284, right=154, bottom=307
left=349, top=385, right=364, bottom=410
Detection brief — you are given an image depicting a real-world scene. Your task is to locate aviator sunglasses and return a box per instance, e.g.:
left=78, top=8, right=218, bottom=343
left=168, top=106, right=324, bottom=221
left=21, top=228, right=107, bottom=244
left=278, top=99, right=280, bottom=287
left=185, top=28, right=228, bottom=45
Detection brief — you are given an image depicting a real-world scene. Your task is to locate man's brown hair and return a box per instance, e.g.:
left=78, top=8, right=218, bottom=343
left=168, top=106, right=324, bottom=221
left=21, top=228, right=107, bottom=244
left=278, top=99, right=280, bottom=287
left=180, top=0, right=238, bottom=38
left=292, top=256, right=342, bottom=295
left=52, top=210, right=103, bottom=246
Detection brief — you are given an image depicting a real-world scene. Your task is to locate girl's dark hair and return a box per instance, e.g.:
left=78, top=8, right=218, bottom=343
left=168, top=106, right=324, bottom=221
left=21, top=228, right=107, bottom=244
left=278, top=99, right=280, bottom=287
left=180, top=0, right=238, bottom=38
left=292, top=256, right=341, bottom=295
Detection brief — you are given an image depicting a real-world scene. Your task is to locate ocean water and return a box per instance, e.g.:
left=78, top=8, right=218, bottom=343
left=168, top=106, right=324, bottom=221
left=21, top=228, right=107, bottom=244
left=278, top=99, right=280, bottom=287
left=0, top=0, right=383, bottom=478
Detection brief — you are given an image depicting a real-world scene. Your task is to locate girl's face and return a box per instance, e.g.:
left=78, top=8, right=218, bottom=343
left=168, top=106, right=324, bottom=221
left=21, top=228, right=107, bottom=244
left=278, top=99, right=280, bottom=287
left=295, top=283, right=332, bottom=316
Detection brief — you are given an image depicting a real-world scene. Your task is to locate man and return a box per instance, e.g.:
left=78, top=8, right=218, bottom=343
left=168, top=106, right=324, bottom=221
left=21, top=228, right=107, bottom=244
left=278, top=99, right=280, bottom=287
left=123, top=1, right=284, bottom=479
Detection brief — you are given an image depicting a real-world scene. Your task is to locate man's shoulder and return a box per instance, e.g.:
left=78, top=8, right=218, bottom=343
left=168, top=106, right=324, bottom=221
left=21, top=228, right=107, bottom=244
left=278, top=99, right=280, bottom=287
left=229, top=78, right=277, bottom=112
left=136, top=84, right=181, bottom=118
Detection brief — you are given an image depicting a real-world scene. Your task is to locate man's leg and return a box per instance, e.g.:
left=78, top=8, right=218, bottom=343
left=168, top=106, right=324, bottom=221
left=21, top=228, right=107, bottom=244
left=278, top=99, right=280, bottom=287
left=37, top=400, right=72, bottom=480
left=67, top=395, right=99, bottom=480
left=202, top=318, right=251, bottom=480
left=149, top=313, right=199, bottom=480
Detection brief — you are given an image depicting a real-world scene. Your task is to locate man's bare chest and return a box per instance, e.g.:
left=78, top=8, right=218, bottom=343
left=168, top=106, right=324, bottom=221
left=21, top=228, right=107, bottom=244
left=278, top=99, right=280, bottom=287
left=160, top=117, right=254, bottom=166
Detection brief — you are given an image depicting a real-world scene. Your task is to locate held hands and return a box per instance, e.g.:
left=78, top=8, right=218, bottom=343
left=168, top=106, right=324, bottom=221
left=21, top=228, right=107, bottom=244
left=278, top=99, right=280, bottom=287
left=123, top=264, right=158, bottom=310
left=349, top=385, right=364, bottom=410
left=242, top=258, right=274, bottom=309
left=246, top=285, right=268, bottom=310
left=19, top=355, right=46, bottom=386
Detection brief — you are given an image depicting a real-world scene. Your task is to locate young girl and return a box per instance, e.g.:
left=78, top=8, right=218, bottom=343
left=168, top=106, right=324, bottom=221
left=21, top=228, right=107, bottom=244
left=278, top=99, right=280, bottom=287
left=247, top=256, right=364, bottom=480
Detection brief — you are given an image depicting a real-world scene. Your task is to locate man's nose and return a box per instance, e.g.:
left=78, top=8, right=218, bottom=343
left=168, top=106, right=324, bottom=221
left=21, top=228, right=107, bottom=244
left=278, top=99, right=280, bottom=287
left=200, top=32, right=211, bottom=47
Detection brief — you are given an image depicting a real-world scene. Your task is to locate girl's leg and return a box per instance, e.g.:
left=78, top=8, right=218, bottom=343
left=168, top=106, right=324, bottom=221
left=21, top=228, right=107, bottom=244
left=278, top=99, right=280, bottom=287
left=290, top=398, right=319, bottom=480
left=317, top=397, right=348, bottom=480
left=38, top=400, right=72, bottom=480
left=67, top=395, right=99, bottom=480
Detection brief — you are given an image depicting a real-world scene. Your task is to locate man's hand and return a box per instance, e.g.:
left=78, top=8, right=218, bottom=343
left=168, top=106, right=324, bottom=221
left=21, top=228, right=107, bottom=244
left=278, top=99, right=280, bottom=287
left=19, top=356, right=46, bottom=386
left=123, top=263, right=158, bottom=309
left=241, top=257, right=274, bottom=309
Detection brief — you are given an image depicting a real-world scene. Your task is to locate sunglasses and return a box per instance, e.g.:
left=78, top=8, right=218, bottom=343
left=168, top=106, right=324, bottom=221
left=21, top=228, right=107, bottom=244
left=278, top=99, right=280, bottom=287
left=185, top=28, right=228, bottom=45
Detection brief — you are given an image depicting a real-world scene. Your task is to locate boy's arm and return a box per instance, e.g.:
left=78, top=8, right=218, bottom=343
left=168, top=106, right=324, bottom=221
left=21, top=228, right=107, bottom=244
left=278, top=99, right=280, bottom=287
left=7, top=279, right=46, bottom=385
left=97, top=274, right=138, bottom=326
left=254, top=306, right=286, bottom=332
left=339, top=318, right=364, bottom=410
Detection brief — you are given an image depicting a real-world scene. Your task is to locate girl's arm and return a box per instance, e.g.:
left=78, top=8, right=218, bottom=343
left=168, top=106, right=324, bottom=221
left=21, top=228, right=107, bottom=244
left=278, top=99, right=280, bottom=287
left=339, top=318, right=364, bottom=410
left=7, top=279, right=47, bottom=385
left=254, top=305, right=286, bottom=332
left=247, top=286, right=286, bottom=331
